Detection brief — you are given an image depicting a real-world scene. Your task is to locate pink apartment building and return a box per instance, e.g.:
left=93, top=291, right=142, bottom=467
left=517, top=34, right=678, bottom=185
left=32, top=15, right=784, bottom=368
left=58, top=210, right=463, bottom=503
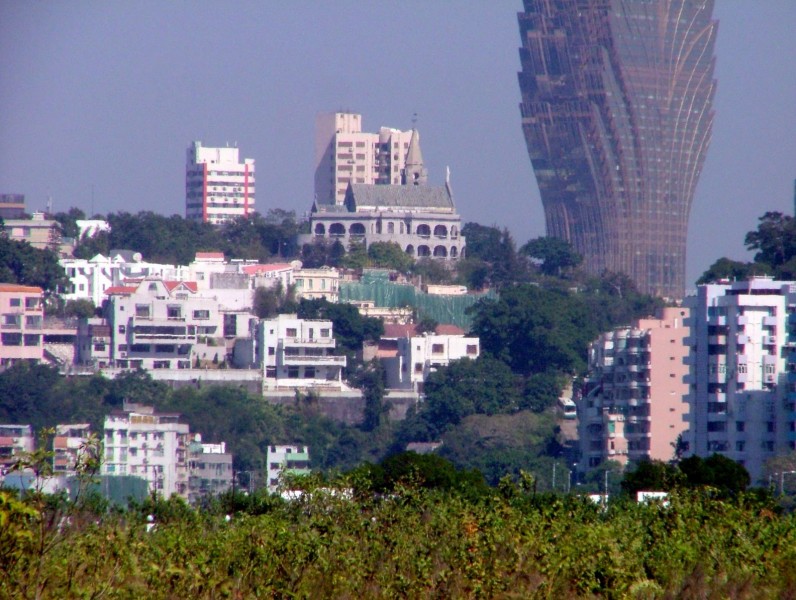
left=579, top=307, right=690, bottom=471
left=0, top=284, right=45, bottom=368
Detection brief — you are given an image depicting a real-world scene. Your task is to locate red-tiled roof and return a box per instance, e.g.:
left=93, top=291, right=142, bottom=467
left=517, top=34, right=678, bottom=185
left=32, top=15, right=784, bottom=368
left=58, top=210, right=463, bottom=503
left=242, top=263, right=293, bottom=275
left=0, top=284, right=43, bottom=294
left=383, top=324, right=417, bottom=338
left=435, top=324, right=465, bottom=335
left=105, top=286, right=137, bottom=296
left=195, top=252, right=225, bottom=260
left=163, top=281, right=198, bottom=293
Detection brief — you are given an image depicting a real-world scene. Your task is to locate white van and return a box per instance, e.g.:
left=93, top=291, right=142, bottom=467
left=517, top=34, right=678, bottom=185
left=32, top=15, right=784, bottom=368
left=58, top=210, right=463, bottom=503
left=558, top=397, right=577, bottom=419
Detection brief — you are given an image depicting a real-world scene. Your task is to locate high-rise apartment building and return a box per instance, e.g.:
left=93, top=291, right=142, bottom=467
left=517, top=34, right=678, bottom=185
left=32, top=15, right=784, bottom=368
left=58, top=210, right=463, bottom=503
left=579, top=307, right=690, bottom=471
left=517, top=0, right=717, bottom=298
left=314, top=112, right=420, bottom=206
left=684, top=279, right=796, bottom=483
left=185, top=141, right=255, bottom=224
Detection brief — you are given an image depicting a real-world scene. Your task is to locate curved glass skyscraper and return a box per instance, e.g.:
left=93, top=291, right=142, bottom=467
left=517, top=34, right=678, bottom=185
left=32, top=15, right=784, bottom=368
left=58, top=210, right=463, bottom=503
left=518, top=0, right=717, bottom=298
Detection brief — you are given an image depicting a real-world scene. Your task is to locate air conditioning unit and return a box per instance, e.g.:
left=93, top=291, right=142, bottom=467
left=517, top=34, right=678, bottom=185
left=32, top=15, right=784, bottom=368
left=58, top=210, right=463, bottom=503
left=120, top=352, right=127, bottom=358
left=765, top=374, right=776, bottom=383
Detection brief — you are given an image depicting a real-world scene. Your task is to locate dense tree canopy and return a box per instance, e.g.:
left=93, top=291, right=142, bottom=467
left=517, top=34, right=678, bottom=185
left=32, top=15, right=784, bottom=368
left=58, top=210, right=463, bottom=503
left=520, top=236, right=583, bottom=276
left=0, top=237, right=67, bottom=293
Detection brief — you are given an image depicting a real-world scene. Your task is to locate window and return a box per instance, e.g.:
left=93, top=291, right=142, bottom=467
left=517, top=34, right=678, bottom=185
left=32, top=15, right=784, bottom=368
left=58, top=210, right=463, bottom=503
left=431, top=344, right=444, bottom=354
left=414, top=363, right=423, bottom=374
left=9, top=298, right=20, bottom=307
left=736, top=441, right=745, bottom=452
left=167, top=305, right=182, bottom=319
left=118, top=325, right=126, bottom=334
left=320, top=328, right=330, bottom=338
left=286, top=328, right=297, bottom=338
left=736, top=421, right=745, bottom=432
left=193, top=310, right=210, bottom=320
left=135, top=305, right=150, bottom=318
left=466, top=344, right=478, bottom=355
left=287, top=366, right=299, bottom=379
left=767, top=421, right=776, bottom=433
left=268, top=347, right=275, bottom=356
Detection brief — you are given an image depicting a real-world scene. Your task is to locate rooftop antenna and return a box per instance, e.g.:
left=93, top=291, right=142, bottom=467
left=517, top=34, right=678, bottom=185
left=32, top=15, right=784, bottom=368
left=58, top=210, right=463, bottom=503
left=46, top=195, right=52, bottom=216
left=411, top=112, right=418, bottom=128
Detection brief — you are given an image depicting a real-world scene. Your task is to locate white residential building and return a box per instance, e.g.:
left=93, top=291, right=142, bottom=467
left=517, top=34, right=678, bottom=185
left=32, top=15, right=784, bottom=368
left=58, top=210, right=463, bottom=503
left=256, top=314, right=346, bottom=390
left=314, top=112, right=418, bottom=206
left=383, top=332, right=480, bottom=393
left=102, top=404, right=190, bottom=499
left=104, top=279, right=222, bottom=370
left=685, top=278, right=796, bottom=483
left=60, top=252, right=181, bottom=306
left=186, top=141, right=255, bottom=224
left=267, top=444, right=310, bottom=492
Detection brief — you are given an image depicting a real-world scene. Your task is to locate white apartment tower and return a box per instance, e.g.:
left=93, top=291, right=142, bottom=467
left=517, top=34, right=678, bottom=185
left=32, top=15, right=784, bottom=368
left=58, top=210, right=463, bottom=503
left=685, top=278, right=796, bottom=483
left=186, top=141, right=255, bottom=224
left=102, top=404, right=190, bottom=499
left=314, top=112, right=419, bottom=206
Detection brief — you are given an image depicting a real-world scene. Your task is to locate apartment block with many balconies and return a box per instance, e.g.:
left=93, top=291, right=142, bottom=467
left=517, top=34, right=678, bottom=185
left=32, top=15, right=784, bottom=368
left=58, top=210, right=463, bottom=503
left=684, top=279, right=796, bottom=483
left=579, top=307, right=690, bottom=471
left=104, top=279, right=221, bottom=370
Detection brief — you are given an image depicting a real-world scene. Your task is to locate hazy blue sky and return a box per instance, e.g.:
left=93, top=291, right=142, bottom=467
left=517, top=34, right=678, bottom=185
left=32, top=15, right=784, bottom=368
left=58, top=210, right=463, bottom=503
left=1, top=1, right=794, bottom=288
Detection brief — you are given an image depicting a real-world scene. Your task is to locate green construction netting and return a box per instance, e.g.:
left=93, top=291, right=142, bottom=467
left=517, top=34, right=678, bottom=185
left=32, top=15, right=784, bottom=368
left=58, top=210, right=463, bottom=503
left=340, top=270, right=495, bottom=330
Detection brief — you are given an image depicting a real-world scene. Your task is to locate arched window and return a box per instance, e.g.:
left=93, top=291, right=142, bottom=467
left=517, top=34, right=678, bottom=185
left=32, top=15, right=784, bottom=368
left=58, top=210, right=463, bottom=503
left=405, top=244, right=415, bottom=256
left=388, top=222, right=395, bottom=234
left=417, top=245, right=430, bottom=257
left=416, top=224, right=431, bottom=237
left=329, top=223, right=346, bottom=237
left=314, top=223, right=326, bottom=236
left=349, top=223, right=366, bottom=236
left=450, top=246, right=458, bottom=258
left=433, top=246, right=448, bottom=258
left=451, top=225, right=458, bottom=239
left=433, top=225, right=448, bottom=238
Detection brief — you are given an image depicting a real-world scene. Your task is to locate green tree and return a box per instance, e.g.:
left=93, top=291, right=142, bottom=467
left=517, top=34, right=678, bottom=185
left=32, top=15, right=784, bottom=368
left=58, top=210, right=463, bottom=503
left=340, top=240, right=370, bottom=270
left=520, top=236, right=583, bottom=276
left=620, top=459, right=683, bottom=495
left=411, top=258, right=453, bottom=284
left=744, top=211, right=796, bottom=270
left=679, top=454, right=750, bottom=496
left=63, top=299, right=96, bottom=319
left=52, top=207, right=86, bottom=239
left=0, top=237, right=67, bottom=293
left=469, top=284, right=595, bottom=376
left=697, top=257, right=768, bottom=284
left=367, top=241, right=413, bottom=272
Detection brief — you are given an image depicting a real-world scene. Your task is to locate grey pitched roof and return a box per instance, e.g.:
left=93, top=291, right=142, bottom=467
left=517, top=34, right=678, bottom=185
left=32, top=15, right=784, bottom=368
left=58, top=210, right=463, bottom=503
left=347, top=183, right=453, bottom=211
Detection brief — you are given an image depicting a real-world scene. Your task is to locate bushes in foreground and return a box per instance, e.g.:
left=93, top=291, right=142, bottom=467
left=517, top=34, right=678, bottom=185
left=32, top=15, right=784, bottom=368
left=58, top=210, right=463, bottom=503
left=2, top=483, right=796, bottom=599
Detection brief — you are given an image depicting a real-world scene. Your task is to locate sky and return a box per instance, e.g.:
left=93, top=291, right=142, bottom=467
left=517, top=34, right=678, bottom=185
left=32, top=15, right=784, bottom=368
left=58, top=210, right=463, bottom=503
left=1, top=1, right=794, bottom=289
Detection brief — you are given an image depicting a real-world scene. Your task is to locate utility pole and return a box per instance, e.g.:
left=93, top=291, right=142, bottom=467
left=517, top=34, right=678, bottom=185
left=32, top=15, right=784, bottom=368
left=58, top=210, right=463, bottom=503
left=604, top=470, right=609, bottom=500
left=552, top=463, right=557, bottom=492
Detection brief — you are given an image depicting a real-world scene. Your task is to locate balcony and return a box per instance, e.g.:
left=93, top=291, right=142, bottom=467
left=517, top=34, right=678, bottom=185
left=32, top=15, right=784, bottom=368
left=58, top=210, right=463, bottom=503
left=763, top=336, right=777, bottom=346
left=763, top=316, right=778, bottom=327
left=281, top=354, right=346, bottom=366
left=281, top=337, right=335, bottom=347
left=708, top=335, right=727, bottom=346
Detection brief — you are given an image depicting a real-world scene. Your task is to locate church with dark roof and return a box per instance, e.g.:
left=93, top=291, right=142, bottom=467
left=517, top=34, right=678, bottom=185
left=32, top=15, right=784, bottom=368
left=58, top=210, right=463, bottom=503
left=300, top=128, right=466, bottom=260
